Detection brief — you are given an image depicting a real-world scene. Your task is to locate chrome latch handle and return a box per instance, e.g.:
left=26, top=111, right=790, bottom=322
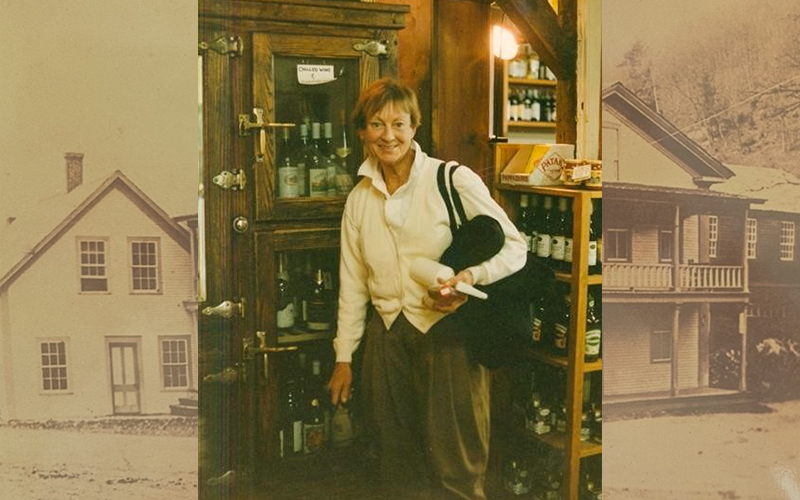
left=238, top=109, right=295, bottom=162
left=201, top=299, right=245, bottom=319
left=212, top=169, right=246, bottom=191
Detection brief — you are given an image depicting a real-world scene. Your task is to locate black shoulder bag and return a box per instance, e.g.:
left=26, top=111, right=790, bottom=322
left=436, top=162, right=555, bottom=369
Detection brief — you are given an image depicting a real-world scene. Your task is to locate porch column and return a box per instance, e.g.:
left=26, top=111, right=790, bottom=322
left=739, top=306, right=748, bottom=392
left=671, top=303, right=681, bottom=397
left=698, top=302, right=711, bottom=387
left=743, top=209, right=750, bottom=293
left=673, top=205, right=681, bottom=291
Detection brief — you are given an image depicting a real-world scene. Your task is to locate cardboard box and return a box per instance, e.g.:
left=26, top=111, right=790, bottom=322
left=499, top=144, right=575, bottom=186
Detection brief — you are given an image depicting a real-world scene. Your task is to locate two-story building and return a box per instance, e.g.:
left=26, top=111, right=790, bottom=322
left=0, top=153, right=197, bottom=420
left=712, top=164, right=800, bottom=349
left=602, top=83, right=763, bottom=400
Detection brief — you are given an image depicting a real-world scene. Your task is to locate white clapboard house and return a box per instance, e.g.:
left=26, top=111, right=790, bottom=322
left=0, top=153, right=198, bottom=420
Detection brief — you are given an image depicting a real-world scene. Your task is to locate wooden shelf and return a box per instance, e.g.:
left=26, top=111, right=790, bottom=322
left=498, top=420, right=602, bottom=458
left=277, top=330, right=335, bottom=344
left=507, top=120, right=556, bottom=129
left=555, top=272, right=603, bottom=285
left=497, top=183, right=603, bottom=199
left=522, top=349, right=602, bottom=373
left=509, top=77, right=557, bottom=87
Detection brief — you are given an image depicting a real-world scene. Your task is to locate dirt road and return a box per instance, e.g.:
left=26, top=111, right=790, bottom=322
left=0, top=425, right=197, bottom=500
left=604, top=399, right=800, bottom=499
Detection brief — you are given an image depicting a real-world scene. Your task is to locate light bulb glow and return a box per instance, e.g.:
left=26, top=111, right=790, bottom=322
left=491, top=25, right=519, bottom=60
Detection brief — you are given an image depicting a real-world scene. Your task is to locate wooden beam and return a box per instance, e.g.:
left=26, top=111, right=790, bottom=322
left=496, top=0, right=573, bottom=80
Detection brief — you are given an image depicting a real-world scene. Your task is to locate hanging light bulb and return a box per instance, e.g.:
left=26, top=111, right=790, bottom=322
left=491, top=24, right=518, bottom=60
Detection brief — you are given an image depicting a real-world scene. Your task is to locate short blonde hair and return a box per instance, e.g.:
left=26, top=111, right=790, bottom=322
left=351, top=78, right=421, bottom=130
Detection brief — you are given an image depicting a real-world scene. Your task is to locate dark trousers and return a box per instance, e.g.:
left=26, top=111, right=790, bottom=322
left=360, top=313, right=490, bottom=500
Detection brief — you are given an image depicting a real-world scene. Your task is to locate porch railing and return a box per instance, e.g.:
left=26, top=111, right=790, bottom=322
left=604, top=263, right=744, bottom=291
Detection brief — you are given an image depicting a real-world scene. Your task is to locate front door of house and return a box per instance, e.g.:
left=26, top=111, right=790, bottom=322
left=109, top=342, right=141, bottom=414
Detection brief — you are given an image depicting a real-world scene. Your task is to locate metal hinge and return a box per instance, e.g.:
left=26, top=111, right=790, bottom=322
left=212, top=169, right=246, bottom=191
left=352, top=39, right=388, bottom=57
left=198, top=35, right=243, bottom=57
left=201, top=298, right=245, bottom=319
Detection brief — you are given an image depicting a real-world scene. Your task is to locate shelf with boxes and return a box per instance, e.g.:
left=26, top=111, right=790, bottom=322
left=489, top=143, right=602, bottom=500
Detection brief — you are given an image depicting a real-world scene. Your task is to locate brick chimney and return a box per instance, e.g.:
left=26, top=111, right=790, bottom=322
left=65, top=152, right=84, bottom=193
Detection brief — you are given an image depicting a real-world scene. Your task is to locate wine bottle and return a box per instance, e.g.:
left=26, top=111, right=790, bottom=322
left=536, top=196, right=554, bottom=260
left=276, top=254, right=295, bottom=332
left=588, top=200, right=600, bottom=273
left=585, top=290, right=601, bottom=362
left=528, top=194, right=540, bottom=254
left=550, top=197, right=568, bottom=270
left=308, top=123, right=329, bottom=198
left=553, top=289, right=569, bottom=356
left=518, top=195, right=532, bottom=251
left=322, top=122, right=338, bottom=196
left=303, top=360, right=327, bottom=454
left=530, top=292, right=546, bottom=349
left=563, top=198, right=574, bottom=273
left=531, top=89, right=541, bottom=122
left=277, top=128, right=299, bottom=198
left=306, top=268, right=332, bottom=331
left=293, top=124, right=310, bottom=197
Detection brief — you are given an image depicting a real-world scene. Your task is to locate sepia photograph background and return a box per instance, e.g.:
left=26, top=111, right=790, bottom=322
left=1, top=2, right=198, bottom=499
left=603, top=0, right=800, bottom=499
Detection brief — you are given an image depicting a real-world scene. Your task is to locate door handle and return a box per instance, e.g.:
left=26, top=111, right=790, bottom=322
left=238, top=109, right=294, bottom=162
left=244, top=331, right=298, bottom=382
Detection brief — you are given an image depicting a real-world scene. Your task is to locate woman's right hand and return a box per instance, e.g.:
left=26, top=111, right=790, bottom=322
left=327, top=362, right=353, bottom=406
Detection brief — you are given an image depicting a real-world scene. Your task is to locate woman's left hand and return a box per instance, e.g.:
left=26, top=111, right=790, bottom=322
left=427, top=269, right=474, bottom=313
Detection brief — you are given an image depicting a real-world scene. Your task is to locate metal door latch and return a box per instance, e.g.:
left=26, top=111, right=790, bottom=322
left=244, top=332, right=298, bottom=381
left=198, top=36, right=243, bottom=57
left=202, top=367, right=239, bottom=384
left=233, top=216, right=249, bottom=233
left=212, top=169, right=246, bottom=191
left=238, top=109, right=295, bottom=162
left=201, top=299, right=245, bottom=319
left=352, top=39, right=388, bottom=57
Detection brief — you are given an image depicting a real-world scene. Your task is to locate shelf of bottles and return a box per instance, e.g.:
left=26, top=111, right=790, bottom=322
left=273, top=346, right=361, bottom=461
left=506, top=44, right=558, bottom=129
left=272, top=248, right=361, bottom=461
left=275, top=249, right=338, bottom=345
left=273, top=56, right=361, bottom=204
left=500, top=363, right=602, bottom=499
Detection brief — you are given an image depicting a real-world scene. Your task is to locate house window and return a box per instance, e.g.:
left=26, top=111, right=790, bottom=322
left=659, top=229, right=673, bottom=263
left=78, top=239, right=108, bottom=292
left=708, top=216, right=718, bottom=258
left=780, top=221, right=795, bottom=261
left=40, top=340, right=69, bottom=391
left=130, top=239, right=160, bottom=292
left=605, top=228, right=631, bottom=262
left=650, top=330, right=672, bottom=363
left=160, top=337, right=190, bottom=389
left=746, top=218, right=757, bottom=260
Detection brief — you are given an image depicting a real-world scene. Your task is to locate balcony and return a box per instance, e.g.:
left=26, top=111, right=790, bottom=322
left=604, top=263, right=744, bottom=291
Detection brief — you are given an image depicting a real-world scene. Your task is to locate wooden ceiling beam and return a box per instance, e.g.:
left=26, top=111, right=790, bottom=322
left=496, top=0, right=575, bottom=80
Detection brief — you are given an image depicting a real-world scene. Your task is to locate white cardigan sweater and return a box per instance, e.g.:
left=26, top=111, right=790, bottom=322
left=333, top=143, right=527, bottom=362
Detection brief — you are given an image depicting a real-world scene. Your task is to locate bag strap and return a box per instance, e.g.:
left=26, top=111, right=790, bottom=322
left=437, top=162, right=458, bottom=230
left=446, top=163, right=469, bottom=226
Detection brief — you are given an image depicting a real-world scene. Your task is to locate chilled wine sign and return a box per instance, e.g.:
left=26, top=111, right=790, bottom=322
left=297, top=64, right=336, bottom=85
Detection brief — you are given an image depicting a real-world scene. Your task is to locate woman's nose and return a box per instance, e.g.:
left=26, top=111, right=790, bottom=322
left=380, top=125, right=395, bottom=141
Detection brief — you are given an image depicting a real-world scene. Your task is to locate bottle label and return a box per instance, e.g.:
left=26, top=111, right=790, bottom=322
left=326, top=165, right=337, bottom=196
left=293, top=420, right=303, bottom=453
left=303, top=422, right=326, bottom=453
left=536, top=234, right=552, bottom=258
left=531, top=318, right=542, bottom=343
left=551, top=237, right=565, bottom=261
left=277, top=303, right=295, bottom=329
left=564, top=238, right=573, bottom=263
left=306, top=298, right=331, bottom=331
left=296, top=165, right=307, bottom=196
left=278, top=167, right=299, bottom=198
left=308, top=168, right=328, bottom=197
left=585, top=328, right=601, bottom=356
left=530, top=231, right=539, bottom=253
left=588, top=241, right=598, bottom=266
left=554, top=323, right=567, bottom=350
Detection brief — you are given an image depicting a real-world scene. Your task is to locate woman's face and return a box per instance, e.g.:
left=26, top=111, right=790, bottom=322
left=360, top=102, right=417, bottom=169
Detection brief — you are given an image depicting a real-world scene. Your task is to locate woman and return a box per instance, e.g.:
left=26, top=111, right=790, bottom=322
left=327, top=78, right=526, bottom=500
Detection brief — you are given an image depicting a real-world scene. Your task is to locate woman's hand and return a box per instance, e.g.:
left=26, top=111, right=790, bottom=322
left=327, top=362, right=353, bottom=407
left=426, top=269, right=473, bottom=313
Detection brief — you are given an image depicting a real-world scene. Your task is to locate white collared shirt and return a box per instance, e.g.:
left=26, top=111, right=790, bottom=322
left=333, top=142, right=527, bottom=362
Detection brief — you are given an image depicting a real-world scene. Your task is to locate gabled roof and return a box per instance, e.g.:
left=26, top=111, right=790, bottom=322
left=713, top=164, right=800, bottom=214
left=0, top=170, right=190, bottom=292
left=604, top=181, right=760, bottom=204
left=602, top=82, right=734, bottom=184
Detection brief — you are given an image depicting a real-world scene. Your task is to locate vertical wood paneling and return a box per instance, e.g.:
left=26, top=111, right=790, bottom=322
left=432, top=0, right=490, bottom=178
